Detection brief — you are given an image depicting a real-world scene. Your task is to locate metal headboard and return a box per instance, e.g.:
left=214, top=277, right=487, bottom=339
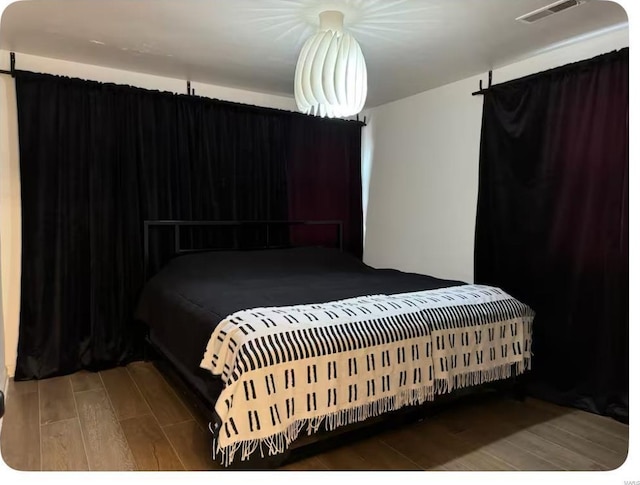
left=143, top=220, right=343, bottom=279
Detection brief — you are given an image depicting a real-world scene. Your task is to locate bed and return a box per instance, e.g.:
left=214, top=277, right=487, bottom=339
left=135, top=220, right=534, bottom=468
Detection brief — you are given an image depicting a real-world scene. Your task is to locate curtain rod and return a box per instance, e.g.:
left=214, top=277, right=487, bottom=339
left=471, top=48, right=628, bottom=97
left=0, top=51, right=366, bottom=126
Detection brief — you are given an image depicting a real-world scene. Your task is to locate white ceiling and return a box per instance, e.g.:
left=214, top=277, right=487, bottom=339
left=0, top=0, right=628, bottom=108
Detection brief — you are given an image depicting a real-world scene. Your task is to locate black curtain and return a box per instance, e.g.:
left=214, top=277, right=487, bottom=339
left=15, top=71, right=363, bottom=380
left=474, top=48, right=628, bottom=422
left=287, top=116, right=363, bottom=259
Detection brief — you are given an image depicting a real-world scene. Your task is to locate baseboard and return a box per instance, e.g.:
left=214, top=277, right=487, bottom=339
left=6, top=364, right=14, bottom=379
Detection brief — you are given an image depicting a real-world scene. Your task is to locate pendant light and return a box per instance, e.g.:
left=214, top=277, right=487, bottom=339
left=294, top=10, right=367, bottom=118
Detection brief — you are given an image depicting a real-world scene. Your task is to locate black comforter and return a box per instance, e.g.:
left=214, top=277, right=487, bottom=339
left=135, top=247, right=464, bottom=404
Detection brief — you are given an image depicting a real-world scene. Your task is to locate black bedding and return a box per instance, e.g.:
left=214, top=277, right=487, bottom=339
left=135, top=247, right=464, bottom=407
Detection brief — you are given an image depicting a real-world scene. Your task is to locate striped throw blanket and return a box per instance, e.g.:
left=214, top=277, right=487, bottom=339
left=200, top=284, right=534, bottom=466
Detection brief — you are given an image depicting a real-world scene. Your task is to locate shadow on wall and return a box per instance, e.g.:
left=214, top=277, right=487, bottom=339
left=361, top=110, right=374, bottom=249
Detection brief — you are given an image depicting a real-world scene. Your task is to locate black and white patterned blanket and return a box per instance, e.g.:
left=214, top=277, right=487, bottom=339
left=200, top=284, right=534, bottom=465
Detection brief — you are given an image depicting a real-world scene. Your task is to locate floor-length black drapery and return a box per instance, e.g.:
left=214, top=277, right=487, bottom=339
left=474, top=48, right=628, bottom=422
left=15, top=72, right=363, bottom=380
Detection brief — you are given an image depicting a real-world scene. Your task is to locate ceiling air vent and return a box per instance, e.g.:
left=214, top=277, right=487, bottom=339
left=516, top=0, right=587, bottom=24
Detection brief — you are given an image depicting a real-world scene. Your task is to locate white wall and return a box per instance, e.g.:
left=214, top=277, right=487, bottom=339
left=0, top=51, right=297, bottom=378
left=363, top=26, right=629, bottom=284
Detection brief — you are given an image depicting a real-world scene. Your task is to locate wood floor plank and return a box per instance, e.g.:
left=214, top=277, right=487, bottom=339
left=504, top=399, right=628, bottom=456
left=466, top=434, right=561, bottom=470
left=169, top=384, right=213, bottom=433
left=314, top=445, right=374, bottom=470
left=421, top=421, right=516, bottom=471
left=437, top=401, right=562, bottom=470
left=74, top=388, right=137, bottom=471
left=378, top=425, right=443, bottom=470
left=280, top=455, right=329, bottom=471
left=523, top=402, right=627, bottom=452
left=70, top=371, right=103, bottom=393
left=1, top=368, right=629, bottom=472
left=480, top=400, right=604, bottom=471
left=39, top=376, right=77, bottom=424
left=379, top=422, right=482, bottom=470
left=526, top=397, right=629, bottom=434
left=491, top=399, right=627, bottom=470
left=563, top=410, right=629, bottom=440
left=381, top=419, right=514, bottom=471
left=439, top=401, right=602, bottom=471
left=7, top=378, right=38, bottom=396
left=120, top=414, right=184, bottom=471
left=350, top=437, right=422, bottom=470
left=524, top=399, right=629, bottom=448
left=0, top=380, right=40, bottom=470
left=163, top=420, right=221, bottom=471
left=434, top=408, right=475, bottom=435
left=127, top=362, right=191, bottom=427
left=428, top=463, right=466, bottom=471
left=506, top=428, right=604, bottom=470
left=100, top=367, right=151, bottom=420
left=41, top=418, right=89, bottom=471
left=152, top=364, right=212, bottom=432
left=526, top=422, right=626, bottom=470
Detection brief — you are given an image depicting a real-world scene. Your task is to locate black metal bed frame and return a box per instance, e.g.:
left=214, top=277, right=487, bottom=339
left=143, top=219, right=343, bottom=279
left=139, top=219, right=524, bottom=469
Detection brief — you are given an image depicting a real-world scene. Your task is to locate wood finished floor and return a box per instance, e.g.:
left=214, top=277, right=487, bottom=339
left=0, top=361, right=629, bottom=472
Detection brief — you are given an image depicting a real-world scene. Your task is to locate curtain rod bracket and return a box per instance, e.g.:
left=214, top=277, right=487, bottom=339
left=0, top=51, right=16, bottom=77
left=472, top=70, right=493, bottom=96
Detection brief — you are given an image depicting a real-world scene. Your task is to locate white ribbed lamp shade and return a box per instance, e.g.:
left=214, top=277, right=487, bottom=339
left=294, top=11, right=367, bottom=118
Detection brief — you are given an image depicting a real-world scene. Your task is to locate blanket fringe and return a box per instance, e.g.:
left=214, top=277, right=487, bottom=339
left=435, top=360, right=531, bottom=395
left=209, top=357, right=531, bottom=467
left=211, top=359, right=532, bottom=467
left=211, top=385, right=435, bottom=467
